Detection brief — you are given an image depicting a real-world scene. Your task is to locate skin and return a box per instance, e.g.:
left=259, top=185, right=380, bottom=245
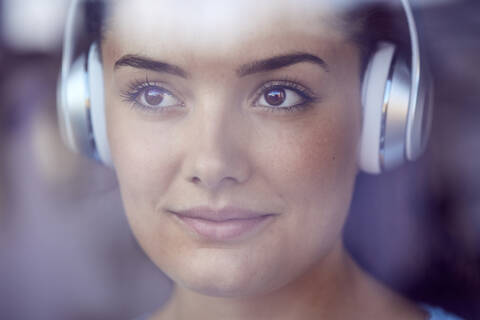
left=101, top=0, right=427, bottom=319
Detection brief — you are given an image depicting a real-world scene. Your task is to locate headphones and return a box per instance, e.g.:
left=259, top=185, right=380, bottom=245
left=57, top=0, right=433, bottom=174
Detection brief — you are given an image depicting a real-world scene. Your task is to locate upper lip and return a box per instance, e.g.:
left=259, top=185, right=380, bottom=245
left=172, top=206, right=274, bottom=222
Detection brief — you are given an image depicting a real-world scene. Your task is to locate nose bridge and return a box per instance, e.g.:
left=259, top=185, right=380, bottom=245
left=184, top=95, right=250, bottom=190
left=197, top=97, right=230, bottom=151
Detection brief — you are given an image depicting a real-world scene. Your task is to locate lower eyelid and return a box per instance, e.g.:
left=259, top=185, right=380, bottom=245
left=256, top=103, right=315, bottom=115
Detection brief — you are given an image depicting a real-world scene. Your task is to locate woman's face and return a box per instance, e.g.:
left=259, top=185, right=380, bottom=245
left=103, top=0, right=362, bottom=297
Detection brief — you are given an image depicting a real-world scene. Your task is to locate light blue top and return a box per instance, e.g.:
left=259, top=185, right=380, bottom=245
left=133, top=305, right=464, bottom=320
left=423, top=305, right=464, bottom=320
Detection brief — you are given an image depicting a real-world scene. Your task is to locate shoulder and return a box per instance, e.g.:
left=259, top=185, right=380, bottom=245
left=422, top=305, right=465, bottom=320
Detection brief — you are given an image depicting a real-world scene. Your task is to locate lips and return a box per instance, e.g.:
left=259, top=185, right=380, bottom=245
left=170, top=206, right=275, bottom=241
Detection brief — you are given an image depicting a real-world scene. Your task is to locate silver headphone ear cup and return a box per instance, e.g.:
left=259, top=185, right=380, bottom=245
left=381, top=57, right=411, bottom=171
left=60, top=54, right=96, bottom=156
left=359, top=0, right=433, bottom=174
left=359, top=42, right=396, bottom=174
left=88, top=43, right=112, bottom=166
left=57, top=68, right=75, bottom=153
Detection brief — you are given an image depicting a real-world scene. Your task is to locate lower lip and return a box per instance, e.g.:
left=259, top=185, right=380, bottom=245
left=175, top=214, right=273, bottom=241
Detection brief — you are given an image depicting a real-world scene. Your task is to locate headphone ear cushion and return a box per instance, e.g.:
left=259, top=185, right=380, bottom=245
left=88, top=43, right=112, bottom=166
left=359, top=42, right=396, bottom=174
left=58, top=54, right=93, bottom=156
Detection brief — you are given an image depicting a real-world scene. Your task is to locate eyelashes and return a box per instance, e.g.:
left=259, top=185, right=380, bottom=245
left=121, top=77, right=319, bottom=114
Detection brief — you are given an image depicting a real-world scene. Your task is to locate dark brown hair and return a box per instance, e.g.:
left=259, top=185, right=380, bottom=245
left=346, top=3, right=412, bottom=75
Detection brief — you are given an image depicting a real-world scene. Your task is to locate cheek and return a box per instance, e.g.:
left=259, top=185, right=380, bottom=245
left=253, top=48, right=362, bottom=216
left=253, top=99, right=361, bottom=266
left=106, top=96, right=182, bottom=244
left=107, top=111, right=197, bottom=283
left=257, top=106, right=359, bottom=211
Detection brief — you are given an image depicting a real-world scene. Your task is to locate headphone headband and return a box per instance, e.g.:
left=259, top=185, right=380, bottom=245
left=401, top=0, right=432, bottom=161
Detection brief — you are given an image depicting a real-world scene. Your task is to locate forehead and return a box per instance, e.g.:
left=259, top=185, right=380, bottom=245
left=103, top=0, right=358, bottom=59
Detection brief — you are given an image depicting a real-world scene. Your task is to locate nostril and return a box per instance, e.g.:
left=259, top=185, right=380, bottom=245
left=190, top=176, right=201, bottom=184
left=188, top=174, right=241, bottom=190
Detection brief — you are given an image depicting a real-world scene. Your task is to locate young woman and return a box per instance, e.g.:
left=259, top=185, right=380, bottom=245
left=59, top=0, right=463, bottom=319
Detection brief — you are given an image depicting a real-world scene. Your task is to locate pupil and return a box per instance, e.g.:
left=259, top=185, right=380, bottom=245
left=144, top=87, right=164, bottom=105
left=265, top=88, right=286, bottom=106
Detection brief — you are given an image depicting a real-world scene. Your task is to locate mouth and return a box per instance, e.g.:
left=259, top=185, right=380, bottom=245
left=168, top=206, right=276, bottom=242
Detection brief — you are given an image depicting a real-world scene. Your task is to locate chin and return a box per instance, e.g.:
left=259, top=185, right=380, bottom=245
left=166, top=249, right=284, bottom=298
left=181, top=275, right=281, bottom=298
left=186, top=280, right=253, bottom=298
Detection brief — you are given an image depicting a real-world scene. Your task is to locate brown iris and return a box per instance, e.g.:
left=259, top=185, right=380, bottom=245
left=264, top=88, right=286, bottom=106
left=144, top=87, right=164, bottom=106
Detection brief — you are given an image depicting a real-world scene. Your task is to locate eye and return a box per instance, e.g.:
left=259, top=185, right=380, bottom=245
left=254, top=81, right=316, bottom=111
left=135, top=85, right=182, bottom=109
left=121, top=79, right=184, bottom=112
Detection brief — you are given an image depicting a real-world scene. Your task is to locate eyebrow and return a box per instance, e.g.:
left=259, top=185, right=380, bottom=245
left=114, top=55, right=189, bottom=78
left=236, top=52, right=329, bottom=77
left=114, top=52, right=328, bottom=78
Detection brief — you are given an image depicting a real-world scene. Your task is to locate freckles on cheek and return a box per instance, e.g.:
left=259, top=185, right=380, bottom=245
left=283, top=127, right=339, bottom=185
left=111, top=126, right=189, bottom=264
left=271, top=114, right=358, bottom=205
left=271, top=117, right=358, bottom=254
left=108, top=113, right=181, bottom=216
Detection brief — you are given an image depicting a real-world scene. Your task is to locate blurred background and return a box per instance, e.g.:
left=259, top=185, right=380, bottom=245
left=0, top=0, right=479, bottom=319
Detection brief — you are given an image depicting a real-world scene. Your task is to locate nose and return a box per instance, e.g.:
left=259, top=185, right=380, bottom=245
left=182, top=102, right=251, bottom=192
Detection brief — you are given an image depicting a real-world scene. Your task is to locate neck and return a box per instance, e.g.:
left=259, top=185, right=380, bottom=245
left=154, top=241, right=361, bottom=320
